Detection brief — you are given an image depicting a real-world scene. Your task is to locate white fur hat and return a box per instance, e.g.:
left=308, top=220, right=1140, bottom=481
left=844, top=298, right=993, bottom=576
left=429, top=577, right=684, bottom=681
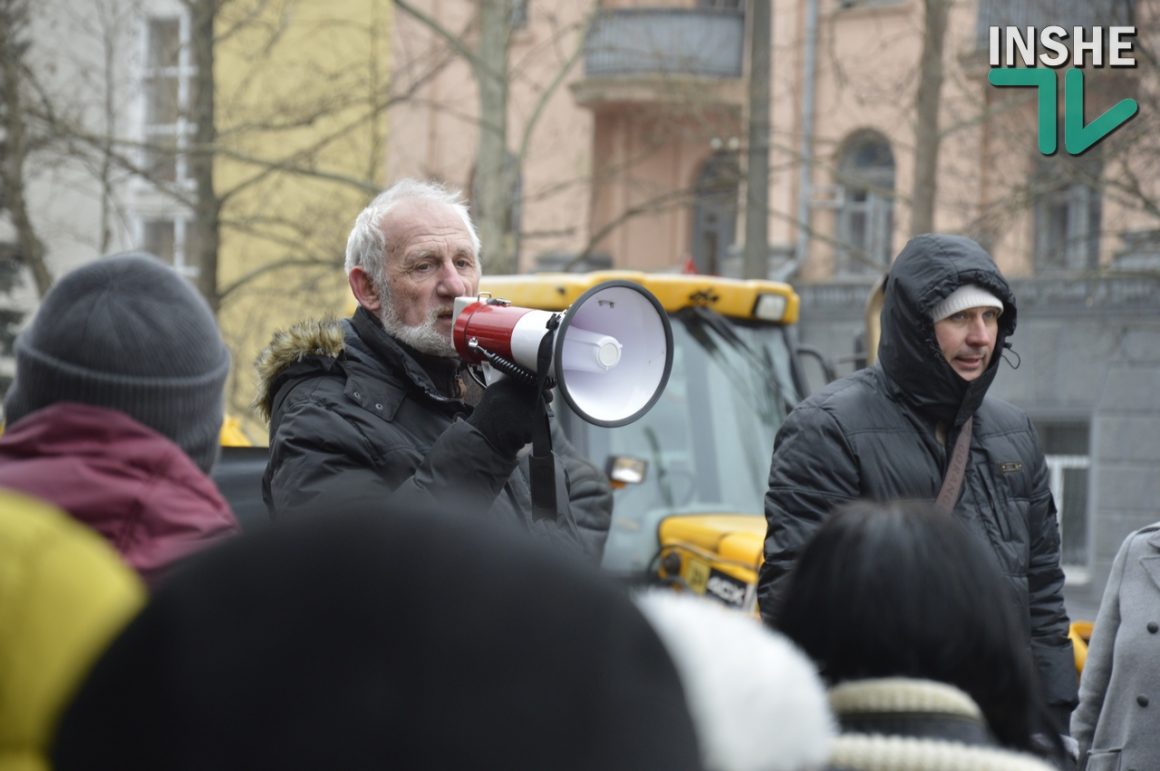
left=634, top=590, right=835, bottom=771
left=930, top=284, right=1004, bottom=322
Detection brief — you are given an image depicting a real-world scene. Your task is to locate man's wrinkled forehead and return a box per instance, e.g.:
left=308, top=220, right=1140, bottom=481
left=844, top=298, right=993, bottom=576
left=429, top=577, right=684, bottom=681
left=382, top=199, right=478, bottom=264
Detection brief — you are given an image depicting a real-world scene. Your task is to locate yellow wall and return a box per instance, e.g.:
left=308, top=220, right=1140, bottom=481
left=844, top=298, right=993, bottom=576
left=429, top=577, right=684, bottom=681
left=213, top=0, right=392, bottom=439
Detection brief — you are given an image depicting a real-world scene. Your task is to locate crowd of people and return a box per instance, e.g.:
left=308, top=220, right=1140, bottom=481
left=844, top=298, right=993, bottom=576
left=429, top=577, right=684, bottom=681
left=0, top=177, right=1149, bottom=770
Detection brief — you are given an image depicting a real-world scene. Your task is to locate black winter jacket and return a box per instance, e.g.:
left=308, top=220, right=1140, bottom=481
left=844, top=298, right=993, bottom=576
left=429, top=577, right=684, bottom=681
left=759, top=234, right=1077, bottom=716
left=258, top=308, right=612, bottom=561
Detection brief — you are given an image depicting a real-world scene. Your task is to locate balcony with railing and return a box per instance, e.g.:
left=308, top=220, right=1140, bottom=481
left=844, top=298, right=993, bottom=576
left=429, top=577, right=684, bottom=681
left=572, top=7, right=746, bottom=108
left=975, top=0, right=1135, bottom=50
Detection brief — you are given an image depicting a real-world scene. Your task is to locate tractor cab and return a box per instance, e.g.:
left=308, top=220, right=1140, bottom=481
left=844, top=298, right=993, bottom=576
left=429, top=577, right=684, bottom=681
left=480, top=271, right=806, bottom=611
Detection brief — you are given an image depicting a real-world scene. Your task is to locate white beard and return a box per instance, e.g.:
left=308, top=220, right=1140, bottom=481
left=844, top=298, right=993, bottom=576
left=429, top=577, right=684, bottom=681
left=378, top=302, right=457, bottom=358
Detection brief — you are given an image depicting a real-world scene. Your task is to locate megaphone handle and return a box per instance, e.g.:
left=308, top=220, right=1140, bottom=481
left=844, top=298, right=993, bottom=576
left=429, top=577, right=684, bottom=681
left=529, top=445, right=557, bottom=521
left=528, top=316, right=562, bottom=521
left=529, top=390, right=556, bottom=521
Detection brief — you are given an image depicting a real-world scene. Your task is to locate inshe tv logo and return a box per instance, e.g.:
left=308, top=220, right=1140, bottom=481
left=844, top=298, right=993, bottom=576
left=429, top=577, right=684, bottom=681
left=988, top=26, right=1139, bottom=156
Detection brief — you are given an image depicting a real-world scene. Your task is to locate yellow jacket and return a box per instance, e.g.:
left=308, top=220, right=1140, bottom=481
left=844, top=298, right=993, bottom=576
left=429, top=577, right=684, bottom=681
left=0, top=491, right=144, bottom=771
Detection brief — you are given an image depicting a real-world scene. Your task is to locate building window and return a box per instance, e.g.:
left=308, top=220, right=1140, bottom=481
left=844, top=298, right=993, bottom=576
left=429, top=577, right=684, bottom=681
left=835, top=130, right=895, bottom=275
left=143, top=16, right=196, bottom=185
left=1033, top=153, right=1102, bottom=273
left=141, top=216, right=200, bottom=278
left=1033, top=419, right=1091, bottom=580
left=976, top=0, right=1134, bottom=51
left=692, top=151, right=740, bottom=275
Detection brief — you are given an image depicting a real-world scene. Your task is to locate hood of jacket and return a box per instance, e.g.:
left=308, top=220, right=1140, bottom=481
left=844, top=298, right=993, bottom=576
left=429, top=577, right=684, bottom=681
left=878, top=234, right=1017, bottom=425
left=254, top=315, right=346, bottom=422
left=255, top=308, right=466, bottom=424
left=0, top=402, right=239, bottom=586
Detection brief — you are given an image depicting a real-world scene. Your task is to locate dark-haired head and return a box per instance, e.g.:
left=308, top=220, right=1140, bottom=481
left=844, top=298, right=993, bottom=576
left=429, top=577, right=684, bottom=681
left=772, top=500, right=1050, bottom=752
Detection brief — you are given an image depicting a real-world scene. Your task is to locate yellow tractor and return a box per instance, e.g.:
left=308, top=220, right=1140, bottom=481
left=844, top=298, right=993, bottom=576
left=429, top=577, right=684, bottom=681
left=480, top=271, right=803, bottom=611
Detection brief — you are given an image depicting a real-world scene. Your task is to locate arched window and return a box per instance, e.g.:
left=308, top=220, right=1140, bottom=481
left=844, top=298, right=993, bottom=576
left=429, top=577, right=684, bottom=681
left=691, top=151, right=740, bottom=275
left=835, top=130, right=895, bottom=275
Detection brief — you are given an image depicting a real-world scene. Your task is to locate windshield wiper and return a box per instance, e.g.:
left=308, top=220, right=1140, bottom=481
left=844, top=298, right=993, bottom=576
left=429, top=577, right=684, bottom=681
left=681, top=307, right=785, bottom=420
left=643, top=425, right=675, bottom=510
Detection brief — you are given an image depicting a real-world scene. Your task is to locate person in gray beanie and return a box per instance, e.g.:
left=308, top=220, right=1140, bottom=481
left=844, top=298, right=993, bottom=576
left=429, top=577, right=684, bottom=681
left=0, top=252, right=240, bottom=586
left=3, top=252, right=229, bottom=470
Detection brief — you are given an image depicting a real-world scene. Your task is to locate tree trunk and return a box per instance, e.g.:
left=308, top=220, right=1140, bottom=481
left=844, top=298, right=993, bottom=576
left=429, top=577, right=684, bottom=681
left=910, top=0, right=950, bottom=236
left=0, top=0, right=51, bottom=296
left=188, top=0, right=220, bottom=313
left=474, top=0, right=515, bottom=274
left=743, top=0, right=771, bottom=279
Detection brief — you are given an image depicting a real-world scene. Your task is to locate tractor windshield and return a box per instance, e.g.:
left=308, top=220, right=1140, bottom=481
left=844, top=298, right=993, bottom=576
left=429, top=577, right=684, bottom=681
left=558, top=307, right=802, bottom=577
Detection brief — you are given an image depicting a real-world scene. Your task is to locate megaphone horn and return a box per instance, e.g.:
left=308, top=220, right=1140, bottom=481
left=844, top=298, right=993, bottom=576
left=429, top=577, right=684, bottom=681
left=554, top=281, right=673, bottom=427
left=453, top=281, right=674, bottom=427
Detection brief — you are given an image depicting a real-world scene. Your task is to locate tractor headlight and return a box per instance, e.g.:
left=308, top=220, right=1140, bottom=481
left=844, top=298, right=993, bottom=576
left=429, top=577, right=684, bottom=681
left=752, top=293, right=787, bottom=321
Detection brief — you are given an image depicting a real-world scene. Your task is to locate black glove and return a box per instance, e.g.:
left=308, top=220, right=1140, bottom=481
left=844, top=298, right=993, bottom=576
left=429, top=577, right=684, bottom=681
left=467, top=376, right=539, bottom=456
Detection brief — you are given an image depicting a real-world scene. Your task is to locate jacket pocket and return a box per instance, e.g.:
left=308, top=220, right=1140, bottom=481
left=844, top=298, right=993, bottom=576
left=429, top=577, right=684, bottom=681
left=972, top=467, right=1029, bottom=577
left=1084, top=748, right=1121, bottom=771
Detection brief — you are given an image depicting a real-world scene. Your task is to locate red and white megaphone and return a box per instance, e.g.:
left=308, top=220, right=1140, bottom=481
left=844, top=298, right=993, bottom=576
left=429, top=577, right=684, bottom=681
left=452, top=280, right=673, bottom=427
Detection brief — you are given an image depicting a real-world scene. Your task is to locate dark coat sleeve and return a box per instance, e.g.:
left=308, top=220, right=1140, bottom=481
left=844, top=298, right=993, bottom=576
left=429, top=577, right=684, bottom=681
left=263, top=379, right=600, bottom=562
left=553, top=423, right=613, bottom=562
left=263, top=388, right=517, bottom=522
left=1024, top=422, right=1079, bottom=719
left=758, top=404, right=860, bottom=624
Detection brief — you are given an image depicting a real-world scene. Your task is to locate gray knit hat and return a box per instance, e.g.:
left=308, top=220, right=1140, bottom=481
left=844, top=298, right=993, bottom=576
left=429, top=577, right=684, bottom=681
left=3, top=252, right=230, bottom=473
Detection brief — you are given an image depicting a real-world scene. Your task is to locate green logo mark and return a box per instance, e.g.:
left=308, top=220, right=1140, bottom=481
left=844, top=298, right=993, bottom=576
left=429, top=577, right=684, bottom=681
left=988, top=67, right=1138, bottom=156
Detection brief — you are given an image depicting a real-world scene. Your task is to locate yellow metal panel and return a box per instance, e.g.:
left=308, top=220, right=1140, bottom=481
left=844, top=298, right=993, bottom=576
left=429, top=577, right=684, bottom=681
left=658, top=513, right=766, bottom=553
left=656, top=514, right=764, bottom=601
left=658, top=510, right=765, bottom=547
left=1070, top=620, right=1093, bottom=676
left=717, top=530, right=764, bottom=570
left=479, top=272, right=799, bottom=324
left=220, top=416, right=253, bottom=448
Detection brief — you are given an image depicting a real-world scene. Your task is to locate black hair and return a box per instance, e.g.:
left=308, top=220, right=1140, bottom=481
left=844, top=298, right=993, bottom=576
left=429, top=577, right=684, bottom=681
left=772, top=500, right=1053, bottom=753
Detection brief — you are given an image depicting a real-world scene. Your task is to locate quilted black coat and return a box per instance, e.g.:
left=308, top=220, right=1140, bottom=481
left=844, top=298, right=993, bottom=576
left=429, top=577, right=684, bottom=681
left=759, top=234, right=1077, bottom=717
left=258, top=307, right=611, bottom=561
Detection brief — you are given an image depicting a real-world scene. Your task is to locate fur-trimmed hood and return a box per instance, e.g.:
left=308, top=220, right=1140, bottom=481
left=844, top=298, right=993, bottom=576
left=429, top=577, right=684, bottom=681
left=254, top=317, right=345, bottom=422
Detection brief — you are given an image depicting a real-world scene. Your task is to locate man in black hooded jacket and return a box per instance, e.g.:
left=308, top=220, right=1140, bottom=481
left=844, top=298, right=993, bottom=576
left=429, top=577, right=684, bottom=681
left=758, top=234, right=1077, bottom=726
left=257, top=178, right=612, bottom=561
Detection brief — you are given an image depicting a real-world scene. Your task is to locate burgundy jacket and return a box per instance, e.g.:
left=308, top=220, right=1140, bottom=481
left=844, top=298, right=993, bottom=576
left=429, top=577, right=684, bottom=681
left=0, top=402, right=240, bottom=585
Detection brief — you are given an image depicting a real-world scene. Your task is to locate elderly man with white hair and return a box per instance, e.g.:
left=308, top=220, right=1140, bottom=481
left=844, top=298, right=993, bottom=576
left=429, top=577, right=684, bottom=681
left=257, top=179, right=610, bottom=559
